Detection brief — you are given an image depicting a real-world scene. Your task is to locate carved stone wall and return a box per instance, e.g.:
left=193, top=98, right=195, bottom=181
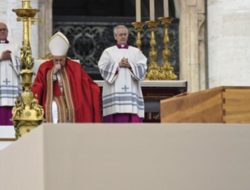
left=175, top=0, right=207, bottom=92
left=38, top=0, right=53, bottom=58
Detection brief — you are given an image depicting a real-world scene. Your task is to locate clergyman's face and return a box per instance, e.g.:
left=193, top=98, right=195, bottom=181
left=53, top=56, right=66, bottom=67
left=0, top=23, right=8, bottom=41
left=114, top=27, right=128, bottom=45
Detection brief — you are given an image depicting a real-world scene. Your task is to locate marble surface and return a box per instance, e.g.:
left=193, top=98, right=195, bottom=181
left=0, top=126, right=15, bottom=150
left=95, top=80, right=187, bottom=87
left=2, top=123, right=250, bottom=190
left=208, top=0, right=250, bottom=87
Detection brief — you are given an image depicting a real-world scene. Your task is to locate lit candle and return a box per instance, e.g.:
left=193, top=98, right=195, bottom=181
left=136, top=0, right=141, bottom=22
left=163, top=0, right=169, bottom=17
left=149, top=0, right=155, bottom=20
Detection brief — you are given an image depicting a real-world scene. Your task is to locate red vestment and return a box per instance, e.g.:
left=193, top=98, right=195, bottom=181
left=32, top=59, right=101, bottom=122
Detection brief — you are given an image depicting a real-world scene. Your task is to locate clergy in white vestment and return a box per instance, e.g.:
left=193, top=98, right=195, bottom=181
left=0, top=22, right=21, bottom=125
left=98, top=25, right=147, bottom=122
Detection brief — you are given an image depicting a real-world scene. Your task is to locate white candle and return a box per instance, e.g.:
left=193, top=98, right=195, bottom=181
left=149, top=0, right=155, bottom=20
left=136, top=0, right=141, bottom=22
left=163, top=0, right=169, bottom=17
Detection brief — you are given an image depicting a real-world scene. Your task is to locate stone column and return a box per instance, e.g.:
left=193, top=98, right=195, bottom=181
left=176, top=0, right=207, bottom=92
left=38, top=0, right=53, bottom=58
left=208, top=0, right=250, bottom=87
left=30, top=0, right=39, bottom=58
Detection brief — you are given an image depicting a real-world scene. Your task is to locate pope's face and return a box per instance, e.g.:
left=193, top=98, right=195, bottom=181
left=0, top=23, right=8, bottom=41
left=114, top=27, right=128, bottom=45
left=53, top=56, right=66, bottom=67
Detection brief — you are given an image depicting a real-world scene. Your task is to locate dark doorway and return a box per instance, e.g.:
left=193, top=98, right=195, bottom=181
left=53, top=0, right=176, bottom=18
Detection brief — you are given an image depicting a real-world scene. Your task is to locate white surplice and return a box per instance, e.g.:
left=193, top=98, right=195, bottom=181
left=98, top=45, right=147, bottom=118
left=0, top=43, right=21, bottom=106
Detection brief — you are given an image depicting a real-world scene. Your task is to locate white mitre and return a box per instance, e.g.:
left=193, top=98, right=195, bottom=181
left=49, top=31, right=69, bottom=56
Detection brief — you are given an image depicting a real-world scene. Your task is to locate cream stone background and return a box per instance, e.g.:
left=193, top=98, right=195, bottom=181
left=0, top=0, right=39, bottom=57
left=207, top=0, right=250, bottom=88
left=175, top=0, right=207, bottom=92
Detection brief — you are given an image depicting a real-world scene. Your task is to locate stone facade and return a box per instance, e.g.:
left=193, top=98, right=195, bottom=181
left=35, top=0, right=208, bottom=92
left=175, top=0, right=207, bottom=92
left=37, top=0, right=53, bottom=57
left=2, top=0, right=250, bottom=92
left=207, top=0, right=250, bottom=87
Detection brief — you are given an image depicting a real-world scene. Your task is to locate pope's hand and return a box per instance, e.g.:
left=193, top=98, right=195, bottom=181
left=53, top=63, right=61, bottom=74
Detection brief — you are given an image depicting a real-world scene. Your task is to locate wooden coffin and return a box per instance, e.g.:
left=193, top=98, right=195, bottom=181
left=160, top=86, right=250, bottom=123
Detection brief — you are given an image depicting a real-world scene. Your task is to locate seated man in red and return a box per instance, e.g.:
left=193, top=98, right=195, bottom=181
left=32, top=32, right=101, bottom=123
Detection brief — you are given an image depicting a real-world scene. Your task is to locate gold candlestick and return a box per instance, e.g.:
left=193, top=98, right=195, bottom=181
left=158, top=17, right=177, bottom=80
left=132, top=21, right=143, bottom=50
left=145, top=20, right=161, bottom=80
left=12, top=0, right=44, bottom=139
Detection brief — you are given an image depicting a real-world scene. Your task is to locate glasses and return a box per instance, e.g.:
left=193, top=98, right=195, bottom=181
left=53, top=57, right=66, bottom=64
left=117, top=33, right=128, bottom=37
left=0, top=28, right=7, bottom=32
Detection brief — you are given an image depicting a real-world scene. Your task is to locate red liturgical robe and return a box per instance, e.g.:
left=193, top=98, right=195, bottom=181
left=32, top=59, right=101, bottom=122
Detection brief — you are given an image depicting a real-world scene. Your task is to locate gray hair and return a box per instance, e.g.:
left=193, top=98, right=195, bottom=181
left=113, top=25, right=128, bottom=35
